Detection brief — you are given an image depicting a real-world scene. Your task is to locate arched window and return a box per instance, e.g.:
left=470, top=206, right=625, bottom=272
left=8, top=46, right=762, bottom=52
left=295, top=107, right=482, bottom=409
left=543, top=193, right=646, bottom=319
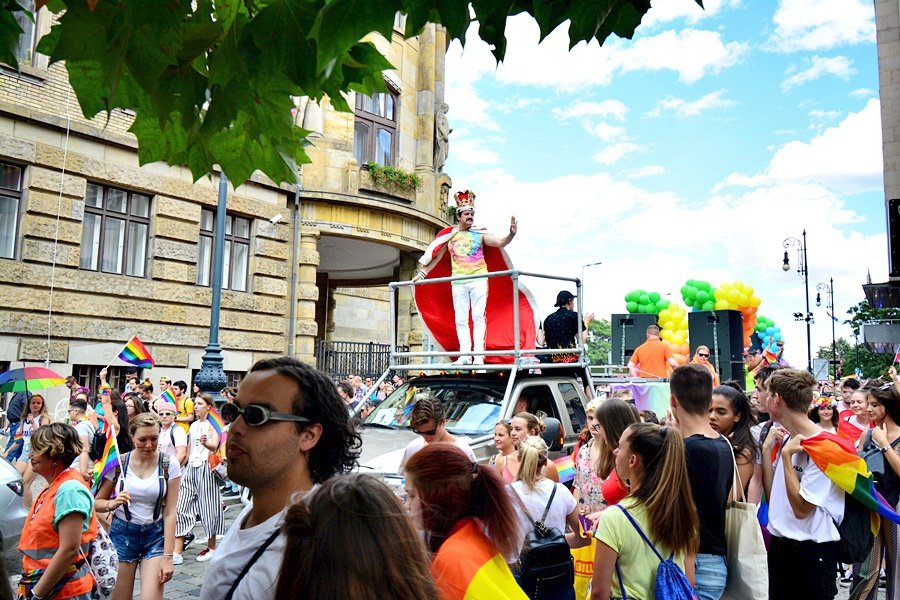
left=354, top=89, right=398, bottom=166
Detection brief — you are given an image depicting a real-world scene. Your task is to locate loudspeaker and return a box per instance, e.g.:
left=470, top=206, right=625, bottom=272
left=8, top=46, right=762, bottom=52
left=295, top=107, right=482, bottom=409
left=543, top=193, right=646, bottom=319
left=688, top=310, right=746, bottom=387
left=611, top=313, right=658, bottom=366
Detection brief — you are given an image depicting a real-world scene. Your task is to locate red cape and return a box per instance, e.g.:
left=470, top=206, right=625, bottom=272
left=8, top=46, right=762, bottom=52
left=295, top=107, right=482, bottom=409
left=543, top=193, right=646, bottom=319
left=414, top=227, right=537, bottom=364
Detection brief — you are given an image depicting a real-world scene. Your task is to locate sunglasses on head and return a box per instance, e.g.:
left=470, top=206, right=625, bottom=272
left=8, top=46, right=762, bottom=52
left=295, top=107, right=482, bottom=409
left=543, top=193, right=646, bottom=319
left=220, top=401, right=313, bottom=428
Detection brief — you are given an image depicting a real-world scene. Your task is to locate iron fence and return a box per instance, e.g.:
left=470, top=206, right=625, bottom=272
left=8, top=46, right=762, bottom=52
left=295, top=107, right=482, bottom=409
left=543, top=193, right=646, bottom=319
left=316, top=340, right=408, bottom=381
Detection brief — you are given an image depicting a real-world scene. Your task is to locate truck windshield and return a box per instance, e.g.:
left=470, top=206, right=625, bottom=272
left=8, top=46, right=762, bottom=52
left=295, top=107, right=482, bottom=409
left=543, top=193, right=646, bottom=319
left=362, top=380, right=504, bottom=437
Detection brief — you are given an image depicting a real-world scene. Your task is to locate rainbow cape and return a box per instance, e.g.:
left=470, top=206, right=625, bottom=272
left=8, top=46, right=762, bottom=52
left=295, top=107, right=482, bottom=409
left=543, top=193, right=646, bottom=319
left=553, top=454, right=576, bottom=484
left=801, top=431, right=900, bottom=533
left=91, top=429, right=120, bottom=493
left=430, top=519, right=528, bottom=600
left=117, top=336, right=154, bottom=369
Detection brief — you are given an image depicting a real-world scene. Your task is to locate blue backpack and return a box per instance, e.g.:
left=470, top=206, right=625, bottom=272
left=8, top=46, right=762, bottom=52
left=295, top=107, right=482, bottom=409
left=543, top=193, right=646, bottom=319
left=614, top=505, right=696, bottom=600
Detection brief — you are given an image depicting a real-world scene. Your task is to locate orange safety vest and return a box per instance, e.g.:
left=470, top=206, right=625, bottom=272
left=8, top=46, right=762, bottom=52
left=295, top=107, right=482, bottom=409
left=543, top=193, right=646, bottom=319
left=19, top=469, right=97, bottom=599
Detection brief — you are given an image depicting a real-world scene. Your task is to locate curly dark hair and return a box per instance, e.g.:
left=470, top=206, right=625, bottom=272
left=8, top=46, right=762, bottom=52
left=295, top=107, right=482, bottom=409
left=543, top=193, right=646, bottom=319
left=250, top=357, right=361, bottom=483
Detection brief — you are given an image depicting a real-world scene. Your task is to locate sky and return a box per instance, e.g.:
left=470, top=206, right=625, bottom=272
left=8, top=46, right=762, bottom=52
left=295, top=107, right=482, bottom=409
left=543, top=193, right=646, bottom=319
left=442, top=0, right=885, bottom=369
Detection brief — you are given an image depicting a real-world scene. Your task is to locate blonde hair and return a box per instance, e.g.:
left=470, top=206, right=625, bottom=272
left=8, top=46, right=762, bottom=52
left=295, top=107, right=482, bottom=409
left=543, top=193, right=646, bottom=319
left=585, top=398, right=602, bottom=415
left=129, top=412, right=160, bottom=437
left=514, top=412, right=545, bottom=436
left=516, top=435, right=549, bottom=491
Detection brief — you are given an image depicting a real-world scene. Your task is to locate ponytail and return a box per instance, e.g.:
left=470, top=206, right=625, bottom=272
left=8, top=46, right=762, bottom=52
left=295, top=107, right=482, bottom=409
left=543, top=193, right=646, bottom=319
left=516, top=435, right=548, bottom=491
left=628, top=423, right=698, bottom=556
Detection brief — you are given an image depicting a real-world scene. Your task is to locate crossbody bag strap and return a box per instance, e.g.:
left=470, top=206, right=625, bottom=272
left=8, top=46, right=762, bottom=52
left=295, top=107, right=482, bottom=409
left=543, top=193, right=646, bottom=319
left=615, top=560, right=629, bottom=600
left=616, top=505, right=665, bottom=562
left=153, top=452, right=167, bottom=522
left=223, top=528, right=282, bottom=600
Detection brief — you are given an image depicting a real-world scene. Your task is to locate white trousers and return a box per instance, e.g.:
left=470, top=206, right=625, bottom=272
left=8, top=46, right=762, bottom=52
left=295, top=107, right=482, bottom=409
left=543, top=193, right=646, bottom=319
left=451, top=279, right=488, bottom=358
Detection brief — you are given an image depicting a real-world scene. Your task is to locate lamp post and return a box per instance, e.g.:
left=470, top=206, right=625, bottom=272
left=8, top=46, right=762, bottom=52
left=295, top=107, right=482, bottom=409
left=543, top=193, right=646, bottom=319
left=816, top=277, right=836, bottom=379
left=782, top=230, right=813, bottom=372
left=581, top=261, right=603, bottom=310
left=194, top=172, right=229, bottom=395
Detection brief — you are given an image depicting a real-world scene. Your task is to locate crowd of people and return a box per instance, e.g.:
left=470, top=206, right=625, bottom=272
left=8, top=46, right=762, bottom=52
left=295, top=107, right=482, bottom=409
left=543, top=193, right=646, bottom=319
left=3, top=356, right=900, bottom=600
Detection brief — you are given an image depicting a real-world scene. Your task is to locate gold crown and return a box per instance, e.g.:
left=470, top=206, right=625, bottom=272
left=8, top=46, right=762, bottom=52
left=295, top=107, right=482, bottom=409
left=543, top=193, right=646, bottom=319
left=454, top=190, right=476, bottom=214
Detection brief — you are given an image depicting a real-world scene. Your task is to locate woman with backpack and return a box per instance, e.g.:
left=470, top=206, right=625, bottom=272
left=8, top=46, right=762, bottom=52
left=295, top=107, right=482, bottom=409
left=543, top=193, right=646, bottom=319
left=850, top=384, right=900, bottom=600
left=403, top=443, right=527, bottom=600
left=95, top=412, right=182, bottom=600
left=591, top=423, right=699, bottom=600
left=511, top=435, right=590, bottom=599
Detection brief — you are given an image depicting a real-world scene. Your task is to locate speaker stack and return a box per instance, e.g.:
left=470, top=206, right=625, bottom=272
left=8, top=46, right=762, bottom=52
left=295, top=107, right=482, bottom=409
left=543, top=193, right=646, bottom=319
left=610, top=313, right=659, bottom=367
left=687, top=310, right=746, bottom=387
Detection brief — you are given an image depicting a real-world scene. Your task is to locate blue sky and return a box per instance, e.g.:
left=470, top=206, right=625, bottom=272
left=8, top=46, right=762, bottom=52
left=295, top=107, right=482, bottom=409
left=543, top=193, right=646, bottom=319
left=442, top=0, right=885, bottom=368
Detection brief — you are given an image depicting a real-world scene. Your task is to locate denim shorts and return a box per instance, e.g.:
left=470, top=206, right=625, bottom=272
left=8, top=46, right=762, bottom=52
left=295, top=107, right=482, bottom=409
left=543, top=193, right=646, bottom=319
left=109, top=516, right=165, bottom=563
left=694, top=553, right=727, bottom=600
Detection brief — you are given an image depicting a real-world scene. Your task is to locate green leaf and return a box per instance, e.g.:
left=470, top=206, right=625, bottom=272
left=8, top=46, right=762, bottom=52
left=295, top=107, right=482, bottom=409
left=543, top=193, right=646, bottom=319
left=401, top=0, right=470, bottom=40
left=0, top=2, right=28, bottom=70
left=309, top=0, right=401, bottom=74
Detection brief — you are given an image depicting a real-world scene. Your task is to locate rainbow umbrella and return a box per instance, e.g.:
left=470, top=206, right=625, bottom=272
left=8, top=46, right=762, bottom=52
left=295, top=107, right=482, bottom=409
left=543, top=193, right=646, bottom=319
left=0, top=367, right=66, bottom=393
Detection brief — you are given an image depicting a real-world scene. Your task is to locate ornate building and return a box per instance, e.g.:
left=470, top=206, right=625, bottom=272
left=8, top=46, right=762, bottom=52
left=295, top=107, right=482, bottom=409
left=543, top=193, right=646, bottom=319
left=0, top=10, right=452, bottom=403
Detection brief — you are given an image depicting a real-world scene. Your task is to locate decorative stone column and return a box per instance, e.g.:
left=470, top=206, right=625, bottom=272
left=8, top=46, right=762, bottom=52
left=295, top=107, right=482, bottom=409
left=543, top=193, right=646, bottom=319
left=295, top=226, right=320, bottom=365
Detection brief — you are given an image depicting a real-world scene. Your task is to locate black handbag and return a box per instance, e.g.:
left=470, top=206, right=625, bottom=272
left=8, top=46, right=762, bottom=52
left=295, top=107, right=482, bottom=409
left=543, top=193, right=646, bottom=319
left=860, top=429, right=900, bottom=507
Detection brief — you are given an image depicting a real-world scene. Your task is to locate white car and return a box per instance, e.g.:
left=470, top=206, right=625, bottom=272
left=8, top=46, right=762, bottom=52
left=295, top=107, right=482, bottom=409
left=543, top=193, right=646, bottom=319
left=0, top=457, right=27, bottom=551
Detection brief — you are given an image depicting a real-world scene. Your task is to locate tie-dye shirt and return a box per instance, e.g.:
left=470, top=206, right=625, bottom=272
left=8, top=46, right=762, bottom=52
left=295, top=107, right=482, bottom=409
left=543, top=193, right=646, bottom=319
left=447, top=230, right=487, bottom=283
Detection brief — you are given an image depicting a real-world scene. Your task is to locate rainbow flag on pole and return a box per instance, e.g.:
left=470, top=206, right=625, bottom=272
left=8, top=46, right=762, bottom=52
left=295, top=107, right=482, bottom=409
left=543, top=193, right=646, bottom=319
left=801, top=431, right=900, bottom=532
left=158, top=387, right=179, bottom=412
left=117, top=336, right=154, bottom=369
left=92, top=430, right=120, bottom=492
left=207, top=405, right=225, bottom=437
left=553, top=454, right=576, bottom=484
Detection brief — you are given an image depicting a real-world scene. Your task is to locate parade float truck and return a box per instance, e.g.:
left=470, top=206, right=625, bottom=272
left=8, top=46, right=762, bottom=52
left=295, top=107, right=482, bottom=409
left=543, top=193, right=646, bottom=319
left=355, top=270, right=592, bottom=495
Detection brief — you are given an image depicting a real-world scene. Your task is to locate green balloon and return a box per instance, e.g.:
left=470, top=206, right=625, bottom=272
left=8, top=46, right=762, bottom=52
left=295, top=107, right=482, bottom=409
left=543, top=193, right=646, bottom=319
left=685, top=286, right=697, bottom=300
left=649, top=292, right=661, bottom=303
left=626, top=301, right=638, bottom=313
left=698, top=281, right=711, bottom=292
left=702, top=301, right=715, bottom=311
left=656, top=299, right=670, bottom=311
left=696, top=290, right=709, bottom=303
left=639, top=294, right=650, bottom=305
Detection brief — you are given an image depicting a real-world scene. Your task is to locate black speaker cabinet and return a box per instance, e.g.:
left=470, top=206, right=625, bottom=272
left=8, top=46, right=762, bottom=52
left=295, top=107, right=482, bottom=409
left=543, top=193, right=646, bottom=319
left=611, top=313, right=658, bottom=366
left=688, top=310, right=746, bottom=387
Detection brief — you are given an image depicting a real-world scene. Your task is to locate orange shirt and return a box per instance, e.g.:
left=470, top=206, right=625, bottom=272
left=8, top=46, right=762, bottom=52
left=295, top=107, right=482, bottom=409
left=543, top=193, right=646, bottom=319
left=629, top=338, right=671, bottom=378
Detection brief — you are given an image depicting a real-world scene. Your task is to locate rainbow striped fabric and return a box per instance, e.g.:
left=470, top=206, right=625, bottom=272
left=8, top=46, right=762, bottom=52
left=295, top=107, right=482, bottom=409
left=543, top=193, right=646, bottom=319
left=206, top=405, right=225, bottom=437
left=117, top=336, right=154, bottom=369
left=801, top=431, right=900, bottom=532
left=431, top=518, right=528, bottom=600
left=553, top=454, right=576, bottom=484
left=159, top=387, right=179, bottom=412
left=92, top=429, right=120, bottom=492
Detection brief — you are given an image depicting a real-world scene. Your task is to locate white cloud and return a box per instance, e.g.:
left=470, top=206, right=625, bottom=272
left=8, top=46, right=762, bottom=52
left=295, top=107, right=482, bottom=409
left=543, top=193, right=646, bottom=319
left=808, top=109, right=842, bottom=130
left=781, top=56, right=855, bottom=91
left=851, top=88, right=875, bottom=99
left=589, top=122, right=628, bottom=142
left=643, top=0, right=742, bottom=27
left=645, top=90, right=735, bottom=117
left=593, top=143, right=640, bottom=165
left=552, top=100, right=628, bottom=121
left=450, top=137, right=500, bottom=165
left=715, top=98, right=882, bottom=195
left=769, top=0, right=875, bottom=52
left=627, top=165, right=666, bottom=178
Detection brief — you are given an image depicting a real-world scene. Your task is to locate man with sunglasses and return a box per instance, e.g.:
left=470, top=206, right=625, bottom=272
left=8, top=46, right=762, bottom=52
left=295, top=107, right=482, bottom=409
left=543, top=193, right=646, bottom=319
left=692, top=345, right=720, bottom=386
left=156, top=399, right=188, bottom=466
left=397, top=395, right=476, bottom=475
left=200, top=357, right=360, bottom=600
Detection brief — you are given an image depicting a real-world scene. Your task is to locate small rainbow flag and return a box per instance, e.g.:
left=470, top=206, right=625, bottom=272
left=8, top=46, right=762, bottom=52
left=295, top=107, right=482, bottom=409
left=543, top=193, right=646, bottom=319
left=553, top=454, right=576, bottom=484
left=801, top=431, right=900, bottom=532
left=117, top=336, right=154, bottom=369
left=207, top=405, right=225, bottom=437
left=92, top=430, right=120, bottom=493
left=13, top=427, right=23, bottom=441
left=159, top=387, right=179, bottom=412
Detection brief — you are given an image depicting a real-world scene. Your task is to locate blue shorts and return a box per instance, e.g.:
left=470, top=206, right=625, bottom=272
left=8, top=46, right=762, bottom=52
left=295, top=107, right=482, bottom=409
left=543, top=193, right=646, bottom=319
left=109, top=517, right=165, bottom=563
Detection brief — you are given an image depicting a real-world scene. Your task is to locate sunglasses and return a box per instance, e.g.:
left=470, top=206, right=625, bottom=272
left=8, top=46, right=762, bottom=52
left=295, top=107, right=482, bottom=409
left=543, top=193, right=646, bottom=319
left=158, top=412, right=175, bottom=417
left=698, top=353, right=709, bottom=358
left=220, top=402, right=313, bottom=428
left=413, top=426, right=439, bottom=436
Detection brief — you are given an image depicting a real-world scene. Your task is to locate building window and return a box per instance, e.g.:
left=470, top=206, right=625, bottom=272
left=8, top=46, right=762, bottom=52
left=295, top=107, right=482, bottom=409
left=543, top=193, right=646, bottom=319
left=11, top=1, right=49, bottom=69
left=354, top=90, right=398, bottom=166
left=79, top=183, right=150, bottom=277
left=197, top=208, right=251, bottom=292
left=72, top=365, right=140, bottom=397
left=0, top=162, right=23, bottom=259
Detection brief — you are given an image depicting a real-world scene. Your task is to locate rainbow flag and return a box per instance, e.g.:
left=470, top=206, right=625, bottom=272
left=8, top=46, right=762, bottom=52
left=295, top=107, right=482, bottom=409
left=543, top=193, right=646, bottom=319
left=206, top=405, right=225, bottom=437
left=430, top=519, right=528, bottom=600
left=801, top=431, right=900, bottom=532
left=92, top=431, right=120, bottom=493
left=553, top=454, right=576, bottom=483
left=159, top=387, right=179, bottom=412
left=117, top=336, right=154, bottom=369
left=13, top=427, right=23, bottom=441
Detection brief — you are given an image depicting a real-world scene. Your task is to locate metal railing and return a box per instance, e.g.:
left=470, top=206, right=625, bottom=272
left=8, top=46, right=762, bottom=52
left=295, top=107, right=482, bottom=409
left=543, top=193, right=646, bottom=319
left=316, top=340, right=408, bottom=381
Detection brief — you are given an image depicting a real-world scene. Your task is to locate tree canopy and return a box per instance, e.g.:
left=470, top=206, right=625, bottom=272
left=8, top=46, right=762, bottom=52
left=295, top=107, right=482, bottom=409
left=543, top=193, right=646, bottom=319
left=0, top=0, right=681, bottom=186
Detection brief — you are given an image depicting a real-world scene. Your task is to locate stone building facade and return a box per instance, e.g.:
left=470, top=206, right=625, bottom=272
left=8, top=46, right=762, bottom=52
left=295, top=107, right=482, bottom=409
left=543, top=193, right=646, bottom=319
left=0, top=11, right=452, bottom=410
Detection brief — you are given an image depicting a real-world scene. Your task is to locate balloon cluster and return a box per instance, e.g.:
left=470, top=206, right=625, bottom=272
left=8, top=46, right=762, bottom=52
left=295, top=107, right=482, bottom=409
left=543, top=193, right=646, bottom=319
left=713, top=281, right=761, bottom=347
left=624, top=290, right=670, bottom=315
left=658, top=304, right=690, bottom=366
left=680, top=280, right=716, bottom=312
left=756, top=315, right=782, bottom=349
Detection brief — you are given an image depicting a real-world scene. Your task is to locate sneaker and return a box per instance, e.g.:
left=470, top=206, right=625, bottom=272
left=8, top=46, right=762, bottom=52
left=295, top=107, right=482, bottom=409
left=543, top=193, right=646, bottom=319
left=183, top=532, right=196, bottom=549
left=839, top=572, right=854, bottom=587
left=196, top=547, right=215, bottom=562
left=172, top=553, right=183, bottom=565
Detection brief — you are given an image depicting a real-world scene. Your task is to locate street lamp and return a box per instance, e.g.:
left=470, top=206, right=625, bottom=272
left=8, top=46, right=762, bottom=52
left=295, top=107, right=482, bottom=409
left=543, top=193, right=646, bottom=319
left=816, top=277, right=837, bottom=379
left=782, top=230, right=813, bottom=372
left=580, top=261, right=603, bottom=312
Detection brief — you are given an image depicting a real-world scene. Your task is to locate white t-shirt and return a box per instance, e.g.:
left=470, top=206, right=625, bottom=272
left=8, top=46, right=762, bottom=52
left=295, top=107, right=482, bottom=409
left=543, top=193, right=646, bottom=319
left=751, top=421, right=781, bottom=465
left=768, top=432, right=844, bottom=542
left=511, top=478, right=577, bottom=549
left=158, top=425, right=188, bottom=459
left=398, top=436, right=477, bottom=475
left=200, top=487, right=318, bottom=600
left=69, top=419, right=95, bottom=469
left=105, top=452, right=182, bottom=524
left=188, top=420, right=214, bottom=467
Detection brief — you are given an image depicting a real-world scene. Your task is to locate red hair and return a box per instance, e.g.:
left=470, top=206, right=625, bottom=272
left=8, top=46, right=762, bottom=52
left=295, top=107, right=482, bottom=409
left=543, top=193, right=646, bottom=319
left=404, top=444, right=521, bottom=558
